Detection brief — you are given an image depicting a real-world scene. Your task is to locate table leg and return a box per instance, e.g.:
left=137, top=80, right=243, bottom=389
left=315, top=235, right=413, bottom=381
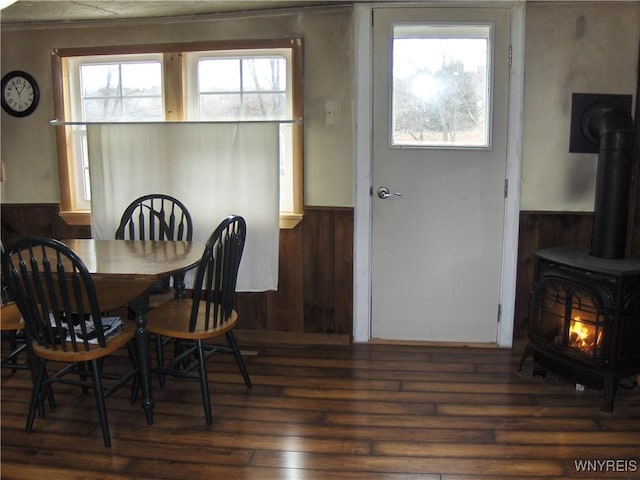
left=129, top=293, right=154, bottom=425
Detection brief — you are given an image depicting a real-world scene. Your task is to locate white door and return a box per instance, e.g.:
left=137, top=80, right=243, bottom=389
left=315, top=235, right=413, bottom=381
left=371, top=7, right=512, bottom=343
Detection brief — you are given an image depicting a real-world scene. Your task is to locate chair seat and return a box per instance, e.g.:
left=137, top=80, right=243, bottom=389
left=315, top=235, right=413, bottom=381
left=147, top=299, right=238, bottom=340
left=32, top=320, right=136, bottom=363
left=1, top=302, right=24, bottom=331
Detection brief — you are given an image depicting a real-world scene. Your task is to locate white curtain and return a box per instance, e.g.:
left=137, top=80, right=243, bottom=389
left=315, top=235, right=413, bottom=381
left=87, top=122, right=280, bottom=292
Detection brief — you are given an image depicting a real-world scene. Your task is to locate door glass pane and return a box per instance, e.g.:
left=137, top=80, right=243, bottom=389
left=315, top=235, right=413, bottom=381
left=392, top=24, right=491, bottom=147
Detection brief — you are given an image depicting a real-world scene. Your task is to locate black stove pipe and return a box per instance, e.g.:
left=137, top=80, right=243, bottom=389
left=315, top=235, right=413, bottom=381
left=587, top=108, right=635, bottom=259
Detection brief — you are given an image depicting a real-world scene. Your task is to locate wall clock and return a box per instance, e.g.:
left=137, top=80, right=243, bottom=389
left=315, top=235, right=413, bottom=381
left=1, top=70, right=40, bottom=117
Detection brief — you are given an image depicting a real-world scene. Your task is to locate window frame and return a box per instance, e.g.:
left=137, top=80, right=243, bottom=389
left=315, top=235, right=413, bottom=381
left=51, top=39, right=304, bottom=228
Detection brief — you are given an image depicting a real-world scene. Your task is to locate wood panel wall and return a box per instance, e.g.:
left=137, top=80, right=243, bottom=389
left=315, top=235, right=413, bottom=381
left=234, top=207, right=353, bottom=343
left=0, top=204, right=353, bottom=344
left=2, top=204, right=637, bottom=344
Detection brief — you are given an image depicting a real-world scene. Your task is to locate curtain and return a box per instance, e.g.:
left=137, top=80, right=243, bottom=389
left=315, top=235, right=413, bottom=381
left=87, top=122, right=280, bottom=292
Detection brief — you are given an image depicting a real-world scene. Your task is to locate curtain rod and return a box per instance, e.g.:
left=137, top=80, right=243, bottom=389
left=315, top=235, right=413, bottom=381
left=50, top=119, right=302, bottom=126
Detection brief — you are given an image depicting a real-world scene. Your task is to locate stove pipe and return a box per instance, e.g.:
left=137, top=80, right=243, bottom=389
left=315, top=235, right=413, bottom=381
left=586, top=108, right=635, bottom=259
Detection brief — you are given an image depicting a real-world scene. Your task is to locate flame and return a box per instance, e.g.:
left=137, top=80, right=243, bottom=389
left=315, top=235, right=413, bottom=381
left=569, top=316, right=600, bottom=355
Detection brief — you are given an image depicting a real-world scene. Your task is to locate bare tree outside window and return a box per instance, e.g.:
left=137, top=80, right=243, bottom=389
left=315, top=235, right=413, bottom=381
left=198, top=56, right=286, bottom=120
left=80, top=62, right=163, bottom=121
left=392, top=25, right=491, bottom=147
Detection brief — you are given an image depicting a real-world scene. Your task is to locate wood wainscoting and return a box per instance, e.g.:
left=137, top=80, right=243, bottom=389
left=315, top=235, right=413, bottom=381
left=0, top=204, right=354, bottom=344
left=235, top=207, right=353, bottom=344
left=4, top=204, right=638, bottom=345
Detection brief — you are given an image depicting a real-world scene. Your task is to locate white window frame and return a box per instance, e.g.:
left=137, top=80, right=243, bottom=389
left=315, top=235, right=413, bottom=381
left=391, top=23, right=493, bottom=149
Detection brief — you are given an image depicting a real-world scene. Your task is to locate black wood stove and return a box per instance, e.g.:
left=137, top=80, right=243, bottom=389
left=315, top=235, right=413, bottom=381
left=520, top=94, right=639, bottom=411
left=521, top=247, right=640, bottom=411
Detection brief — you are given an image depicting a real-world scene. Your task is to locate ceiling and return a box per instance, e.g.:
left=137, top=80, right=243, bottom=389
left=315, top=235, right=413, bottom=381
left=0, top=0, right=356, bottom=25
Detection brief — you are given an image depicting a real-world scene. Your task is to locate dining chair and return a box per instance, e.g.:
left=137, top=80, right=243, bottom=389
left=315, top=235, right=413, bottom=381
left=115, top=193, right=193, bottom=303
left=1, top=241, right=30, bottom=374
left=1, top=301, right=29, bottom=372
left=2, top=237, right=139, bottom=447
left=146, top=215, right=252, bottom=424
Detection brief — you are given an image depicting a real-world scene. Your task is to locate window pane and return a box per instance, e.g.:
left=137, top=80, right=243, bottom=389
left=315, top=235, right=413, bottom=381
left=80, top=64, right=120, bottom=97
left=199, top=93, right=242, bottom=120
left=198, top=59, right=240, bottom=92
left=123, top=97, right=163, bottom=120
left=121, top=62, right=162, bottom=96
left=242, top=57, right=286, bottom=91
left=244, top=93, right=287, bottom=119
left=83, top=98, right=123, bottom=121
left=392, top=25, right=490, bottom=147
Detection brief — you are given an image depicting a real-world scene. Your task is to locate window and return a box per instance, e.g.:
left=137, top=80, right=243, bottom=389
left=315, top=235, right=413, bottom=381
left=392, top=24, right=492, bottom=148
left=52, top=40, right=303, bottom=227
left=184, top=49, right=295, bottom=213
left=66, top=54, right=164, bottom=210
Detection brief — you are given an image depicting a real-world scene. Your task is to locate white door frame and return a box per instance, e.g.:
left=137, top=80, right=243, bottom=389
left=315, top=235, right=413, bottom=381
left=353, top=2, right=526, bottom=347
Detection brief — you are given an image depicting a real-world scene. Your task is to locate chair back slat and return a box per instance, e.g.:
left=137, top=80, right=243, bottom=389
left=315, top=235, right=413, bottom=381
left=115, top=194, right=193, bottom=242
left=190, top=216, right=246, bottom=332
left=2, top=238, right=108, bottom=352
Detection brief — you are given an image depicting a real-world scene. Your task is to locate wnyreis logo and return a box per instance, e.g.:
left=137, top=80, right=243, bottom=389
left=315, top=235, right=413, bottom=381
left=574, top=459, right=638, bottom=473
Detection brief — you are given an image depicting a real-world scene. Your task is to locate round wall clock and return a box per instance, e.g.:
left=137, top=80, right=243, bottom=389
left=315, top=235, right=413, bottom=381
left=1, top=70, right=40, bottom=117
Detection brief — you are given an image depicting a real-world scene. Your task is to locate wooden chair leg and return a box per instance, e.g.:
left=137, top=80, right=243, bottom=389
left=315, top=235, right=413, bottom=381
left=90, top=359, right=112, bottom=448
left=127, top=341, right=140, bottom=404
left=226, top=330, right=252, bottom=389
left=196, top=340, right=213, bottom=425
left=26, top=358, right=47, bottom=433
left=155, top=334, right=167, bottom=390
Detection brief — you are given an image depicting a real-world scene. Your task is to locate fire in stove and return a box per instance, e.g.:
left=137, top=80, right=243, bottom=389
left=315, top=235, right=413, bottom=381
left=566, top=316, right=602, bottom=355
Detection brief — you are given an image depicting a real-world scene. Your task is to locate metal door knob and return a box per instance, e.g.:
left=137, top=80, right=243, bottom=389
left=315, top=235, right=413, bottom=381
left=377, top=186, right=403, bottom=199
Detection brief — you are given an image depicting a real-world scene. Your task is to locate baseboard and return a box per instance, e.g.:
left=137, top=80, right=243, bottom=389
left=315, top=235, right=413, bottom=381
left=228, top=329, right=352, bottom=346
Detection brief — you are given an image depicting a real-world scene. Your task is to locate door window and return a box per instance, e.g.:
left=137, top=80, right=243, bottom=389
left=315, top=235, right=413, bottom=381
left=392, top=24, right=492, bottom=148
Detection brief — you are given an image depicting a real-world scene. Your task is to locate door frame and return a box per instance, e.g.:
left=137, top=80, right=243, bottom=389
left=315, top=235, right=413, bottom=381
left=353, top=2, right=526, bottom=347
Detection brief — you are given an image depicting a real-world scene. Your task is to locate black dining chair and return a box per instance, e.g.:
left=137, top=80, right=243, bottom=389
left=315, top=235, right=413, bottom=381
left=1, top=300, right=29, bottom=373
left=146, top=215, right=252, bottom=424
left=0, top=241, right=29, bottom=373
left=2, top=237, right=139, bottom=447
left=115, top=194, right=193, bottom=304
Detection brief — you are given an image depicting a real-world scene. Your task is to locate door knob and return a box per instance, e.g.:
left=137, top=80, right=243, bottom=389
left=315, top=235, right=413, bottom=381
left=377, top=186, right=403, bottom=199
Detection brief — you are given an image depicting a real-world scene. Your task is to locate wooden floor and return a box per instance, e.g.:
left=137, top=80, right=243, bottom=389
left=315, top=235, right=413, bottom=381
left=1, top=339, right=639, bottom=479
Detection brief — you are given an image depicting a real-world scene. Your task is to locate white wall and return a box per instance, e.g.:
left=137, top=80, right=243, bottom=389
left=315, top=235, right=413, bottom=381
left=0, top=6, right=355, bottom=207
left=521, top=1, right=639, bottom=212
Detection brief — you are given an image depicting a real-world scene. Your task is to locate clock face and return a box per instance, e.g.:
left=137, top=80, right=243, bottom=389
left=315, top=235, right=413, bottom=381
left=1, top=71, right=40, bottom=117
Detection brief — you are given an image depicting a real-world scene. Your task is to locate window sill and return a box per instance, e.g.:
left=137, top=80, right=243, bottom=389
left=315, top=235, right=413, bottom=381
left=60, top=210, right=303, bottom=229
left=59, top=210, right=91, bottom=226
left=280, top=213, right=303, bottom=229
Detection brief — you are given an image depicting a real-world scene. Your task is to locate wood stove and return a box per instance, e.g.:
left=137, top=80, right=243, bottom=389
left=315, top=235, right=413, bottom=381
left=520, top=94, right=639, bottom=411
left=521, top=247, right=640, bottom=411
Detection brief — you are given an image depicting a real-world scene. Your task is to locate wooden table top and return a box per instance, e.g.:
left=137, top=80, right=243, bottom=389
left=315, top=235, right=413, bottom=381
left=60, top=239, right=204, bottom=311
left=62, top=239, right=203, bottom=280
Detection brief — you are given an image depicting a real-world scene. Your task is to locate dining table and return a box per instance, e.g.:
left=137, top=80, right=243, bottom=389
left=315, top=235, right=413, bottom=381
left=61, top=238, right=203, bottom=425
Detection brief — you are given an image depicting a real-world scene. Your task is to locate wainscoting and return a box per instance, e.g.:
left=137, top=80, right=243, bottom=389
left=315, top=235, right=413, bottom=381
left=0, top=205, right=353, bottom=343
left=2, top=204, right=638, bottom=344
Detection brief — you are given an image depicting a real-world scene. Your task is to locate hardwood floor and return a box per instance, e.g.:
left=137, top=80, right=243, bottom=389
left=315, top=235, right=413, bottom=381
left=1, top=339, right=639, bottom=479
